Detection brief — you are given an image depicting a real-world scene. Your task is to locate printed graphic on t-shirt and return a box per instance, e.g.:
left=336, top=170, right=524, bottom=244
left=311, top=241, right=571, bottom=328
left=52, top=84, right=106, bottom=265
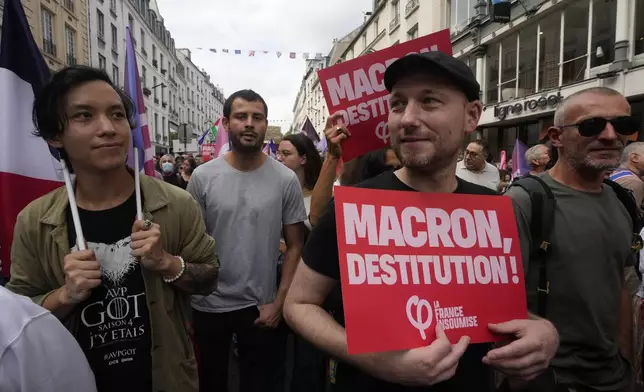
left=74, top=237, right=147, bottom=364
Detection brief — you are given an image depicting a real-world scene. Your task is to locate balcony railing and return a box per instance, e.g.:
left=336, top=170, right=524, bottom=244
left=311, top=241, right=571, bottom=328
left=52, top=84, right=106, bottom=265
left=153, top=59, right=158, bottom=68
left=63, top=0, right=74, bottom=13
left=110, top=6, right=117, bottom=17
left=43, top=39, right=56, bottom=56
left=66, top=54, right=77, bottom=65
left=98, top=31, right=105, bottom=43
left=142, top=48, right=148, bottom=58
left=405, top=0, right=419, bottom=17
left=112, top=44, right=118, bottom=55
left=389, top=14, right=400, bottom=32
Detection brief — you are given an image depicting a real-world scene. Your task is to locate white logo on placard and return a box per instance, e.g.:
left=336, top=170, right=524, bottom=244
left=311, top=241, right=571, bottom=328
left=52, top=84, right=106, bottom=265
left=406, top=295, right=433, bottom=340
left=375, top=121, right=390, bottom=143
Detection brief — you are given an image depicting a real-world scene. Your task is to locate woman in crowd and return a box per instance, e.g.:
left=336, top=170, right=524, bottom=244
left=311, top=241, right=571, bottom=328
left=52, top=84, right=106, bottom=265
left=277, top=133, right=323, bottom=229
left=180, top=157, right=198, bottom=188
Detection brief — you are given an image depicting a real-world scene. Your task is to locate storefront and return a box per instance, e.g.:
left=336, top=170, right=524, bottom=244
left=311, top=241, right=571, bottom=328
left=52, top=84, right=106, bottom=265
left=475, top=65, right=644, bottom=160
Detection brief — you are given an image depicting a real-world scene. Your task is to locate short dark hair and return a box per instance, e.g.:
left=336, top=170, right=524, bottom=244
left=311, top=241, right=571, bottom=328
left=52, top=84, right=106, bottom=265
left=223, top=89, right=268, bottom=119
left=468, top=139, right=489, bottom=157
left=282, top=133, right=322, bottom=190
left=32, top=66, right=135, bottom=171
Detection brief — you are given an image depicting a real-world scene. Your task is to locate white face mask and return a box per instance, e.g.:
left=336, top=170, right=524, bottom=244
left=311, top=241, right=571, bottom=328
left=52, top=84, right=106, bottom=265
left=161, top=162, right=174, bottom=173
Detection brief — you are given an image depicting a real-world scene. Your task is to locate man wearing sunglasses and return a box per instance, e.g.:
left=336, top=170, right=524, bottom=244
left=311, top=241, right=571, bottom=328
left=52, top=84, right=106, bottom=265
left=507, top=87, right=640, bottom=391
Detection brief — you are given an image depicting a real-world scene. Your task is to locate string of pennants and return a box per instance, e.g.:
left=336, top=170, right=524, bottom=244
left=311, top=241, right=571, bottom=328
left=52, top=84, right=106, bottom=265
left=194, top=48, right=326, bottom=60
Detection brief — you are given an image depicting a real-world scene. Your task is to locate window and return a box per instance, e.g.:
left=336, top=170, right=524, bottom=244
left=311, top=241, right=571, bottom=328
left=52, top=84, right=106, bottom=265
left=152, top=45, right=157, bottom=63
left=96, top=10, right=105, bottom=39
left=407, top=24, right=418, bottom=41
left=538, top=11, right=560, bottom=91
left=162, top=117, right=166, bottom=136
left=451, top=0, right=475, bottom=28
left=362, top=33, right=367, bottom=49
left=390, top=0, right=400, bottom=30
left=98, top=54, right=106, bottom=70
left=637, top=1, right=644, bottom=55
left=128, top=14, right=134, bottom=31
left=591, top=0, right=616, bottom=67
left=485, top=42, right=499, bottom=104
left=142, top=66, right=147, bottom=86
left=154, top=113, right=159, bottom=137
left=111, top=24, right=118, bottom=51
left=110, top=0, right=116, bottom=13
left=518, top=23, right=538, bottom=98
left=65, top=26, right=76, bottom=65
left=160, top=54, right=164, bottom=71
left=499, top=34, right=517, bottom=101
left=112, top=65, right=119, bottom=85
left=374, top=17, right=379, bottom=35
left=562, top=1, right=589, bottom=85
left=153, top=77, right=157, bottom=99
left=41, top=8, right=55, bottom=55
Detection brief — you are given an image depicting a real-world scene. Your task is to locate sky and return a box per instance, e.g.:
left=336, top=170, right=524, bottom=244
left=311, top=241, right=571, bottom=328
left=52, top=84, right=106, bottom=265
left=157, top=0, right=373, bottom=133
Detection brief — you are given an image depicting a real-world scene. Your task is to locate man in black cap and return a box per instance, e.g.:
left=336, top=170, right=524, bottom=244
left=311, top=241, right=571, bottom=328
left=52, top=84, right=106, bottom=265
left=283, top=52, right=559, bottom=390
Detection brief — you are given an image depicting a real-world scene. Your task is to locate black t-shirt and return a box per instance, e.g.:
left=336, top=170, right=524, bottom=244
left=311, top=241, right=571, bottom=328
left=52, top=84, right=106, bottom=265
left=303, top=171, right=498, bottom=392
left=67, top=193, right=152, bottom=392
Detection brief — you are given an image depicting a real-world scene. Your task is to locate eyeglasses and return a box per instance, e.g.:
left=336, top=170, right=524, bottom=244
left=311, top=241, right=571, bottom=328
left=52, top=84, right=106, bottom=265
left=559, top=116, right=640, bottom=137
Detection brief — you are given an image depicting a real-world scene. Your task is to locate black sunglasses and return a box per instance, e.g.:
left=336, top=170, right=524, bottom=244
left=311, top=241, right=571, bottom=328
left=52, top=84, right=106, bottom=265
left=559, top=116, right=640, bottom=137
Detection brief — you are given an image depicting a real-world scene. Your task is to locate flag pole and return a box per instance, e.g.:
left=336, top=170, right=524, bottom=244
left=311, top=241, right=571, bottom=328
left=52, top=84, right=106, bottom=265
left=134, top=148, right=143, bottom=220
left=60, top=160, right=86, bottom=251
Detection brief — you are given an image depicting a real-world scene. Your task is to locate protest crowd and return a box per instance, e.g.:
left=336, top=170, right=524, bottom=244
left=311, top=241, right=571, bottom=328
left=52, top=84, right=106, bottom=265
left=2, top=4, right=644, bottom=392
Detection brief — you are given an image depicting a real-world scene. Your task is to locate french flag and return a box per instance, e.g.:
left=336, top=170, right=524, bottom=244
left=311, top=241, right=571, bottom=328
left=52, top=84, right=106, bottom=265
left=124, top=26, right=155, bottom=176
left=0, top=0, right=63, bottom=279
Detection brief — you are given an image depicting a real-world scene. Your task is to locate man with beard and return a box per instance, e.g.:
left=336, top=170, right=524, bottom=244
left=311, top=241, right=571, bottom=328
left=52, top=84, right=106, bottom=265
left=507, top=87, right=640, bottom=391
left=186, top=90, right=307, bottom=392
left=283, top=52, right=559, bottom=391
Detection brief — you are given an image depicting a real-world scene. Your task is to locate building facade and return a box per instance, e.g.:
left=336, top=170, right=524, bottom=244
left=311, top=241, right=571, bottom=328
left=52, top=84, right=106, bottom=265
left=343, top=0, right=447, bottom=61
left=0, top=0, right=90, bottom=71
left=291, top=57, right=329, bottom=135
left=451, top=0, right=644, bottom=159
left=85, top=0, right=224, bottom=155
left=176, top=48, right=223, bottom=142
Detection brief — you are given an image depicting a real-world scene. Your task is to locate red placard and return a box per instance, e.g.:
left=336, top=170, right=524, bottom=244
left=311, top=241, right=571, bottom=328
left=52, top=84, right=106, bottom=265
left=201, top=143, right=216, bottom=162
left=334, top=187, right=527, bottom=355
left=317, top=30, right=452, bottom=162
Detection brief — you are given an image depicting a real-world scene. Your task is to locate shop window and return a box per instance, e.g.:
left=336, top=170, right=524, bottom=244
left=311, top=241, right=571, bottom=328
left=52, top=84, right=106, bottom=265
left=486, top=43, right=500, bottom=105
left=518, top=23, right=538, bottom=98
left=459, top=54, right=477, bottom=80
left=591, top=0, right=616, bottom=67
left=635, top=1, right=644, bottom=55
left=562, top=1, right=589, bottom=85
left=538, top=11, right=560, bottom=91
left=500, top=34, right=518, bottom=101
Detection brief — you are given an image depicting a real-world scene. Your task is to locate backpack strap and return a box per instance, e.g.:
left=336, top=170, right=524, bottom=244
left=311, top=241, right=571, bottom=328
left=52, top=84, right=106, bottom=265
left=507, top=175, right=557, bottom=317
left=603, top=179, right=644, bottom=274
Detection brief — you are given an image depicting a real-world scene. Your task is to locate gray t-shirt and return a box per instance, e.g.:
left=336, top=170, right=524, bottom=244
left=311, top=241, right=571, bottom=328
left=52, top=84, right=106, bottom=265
left=187, top=156, right=307, bottom=313
left=506, top=173, right=633, bottom=388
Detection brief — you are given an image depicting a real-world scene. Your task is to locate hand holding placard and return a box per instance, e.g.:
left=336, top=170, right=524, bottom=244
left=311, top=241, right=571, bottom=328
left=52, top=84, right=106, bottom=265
left=353, top=325, right=469, bottom=386
left=323, top=113, right=351, bottom=159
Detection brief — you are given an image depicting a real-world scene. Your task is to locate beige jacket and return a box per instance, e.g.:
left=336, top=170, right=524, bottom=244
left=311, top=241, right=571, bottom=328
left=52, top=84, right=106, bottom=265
left=6, top=174, right=218, bottom=392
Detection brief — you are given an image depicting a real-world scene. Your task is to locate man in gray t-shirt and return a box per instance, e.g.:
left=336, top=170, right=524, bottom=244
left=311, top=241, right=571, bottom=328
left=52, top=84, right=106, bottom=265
left=506, top=87, right=638, bottom=391
left=187, top=89, right=307, bottom=392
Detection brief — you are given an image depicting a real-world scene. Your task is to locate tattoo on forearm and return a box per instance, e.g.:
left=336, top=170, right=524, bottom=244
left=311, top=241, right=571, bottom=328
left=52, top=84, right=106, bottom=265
left=172, top=262, right=218, bottom=295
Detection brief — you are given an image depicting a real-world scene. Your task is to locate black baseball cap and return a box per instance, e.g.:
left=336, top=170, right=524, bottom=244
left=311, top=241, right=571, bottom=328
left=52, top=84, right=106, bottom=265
left=384, top=51, right=480, bottom=101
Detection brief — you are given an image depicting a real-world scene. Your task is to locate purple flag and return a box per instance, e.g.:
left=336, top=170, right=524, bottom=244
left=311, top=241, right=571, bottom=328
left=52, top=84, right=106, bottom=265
left=511, top=139, right=530, bottom=178
left=301, top=117, right=320, bottom=142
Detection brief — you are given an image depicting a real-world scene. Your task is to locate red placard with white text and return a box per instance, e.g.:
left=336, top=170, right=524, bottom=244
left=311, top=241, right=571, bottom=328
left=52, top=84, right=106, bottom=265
left=201, top=143, right=216, bottom=162
left=317, top=29, right=452, bottom=162
left=334, top=187, right=527, bottom=355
